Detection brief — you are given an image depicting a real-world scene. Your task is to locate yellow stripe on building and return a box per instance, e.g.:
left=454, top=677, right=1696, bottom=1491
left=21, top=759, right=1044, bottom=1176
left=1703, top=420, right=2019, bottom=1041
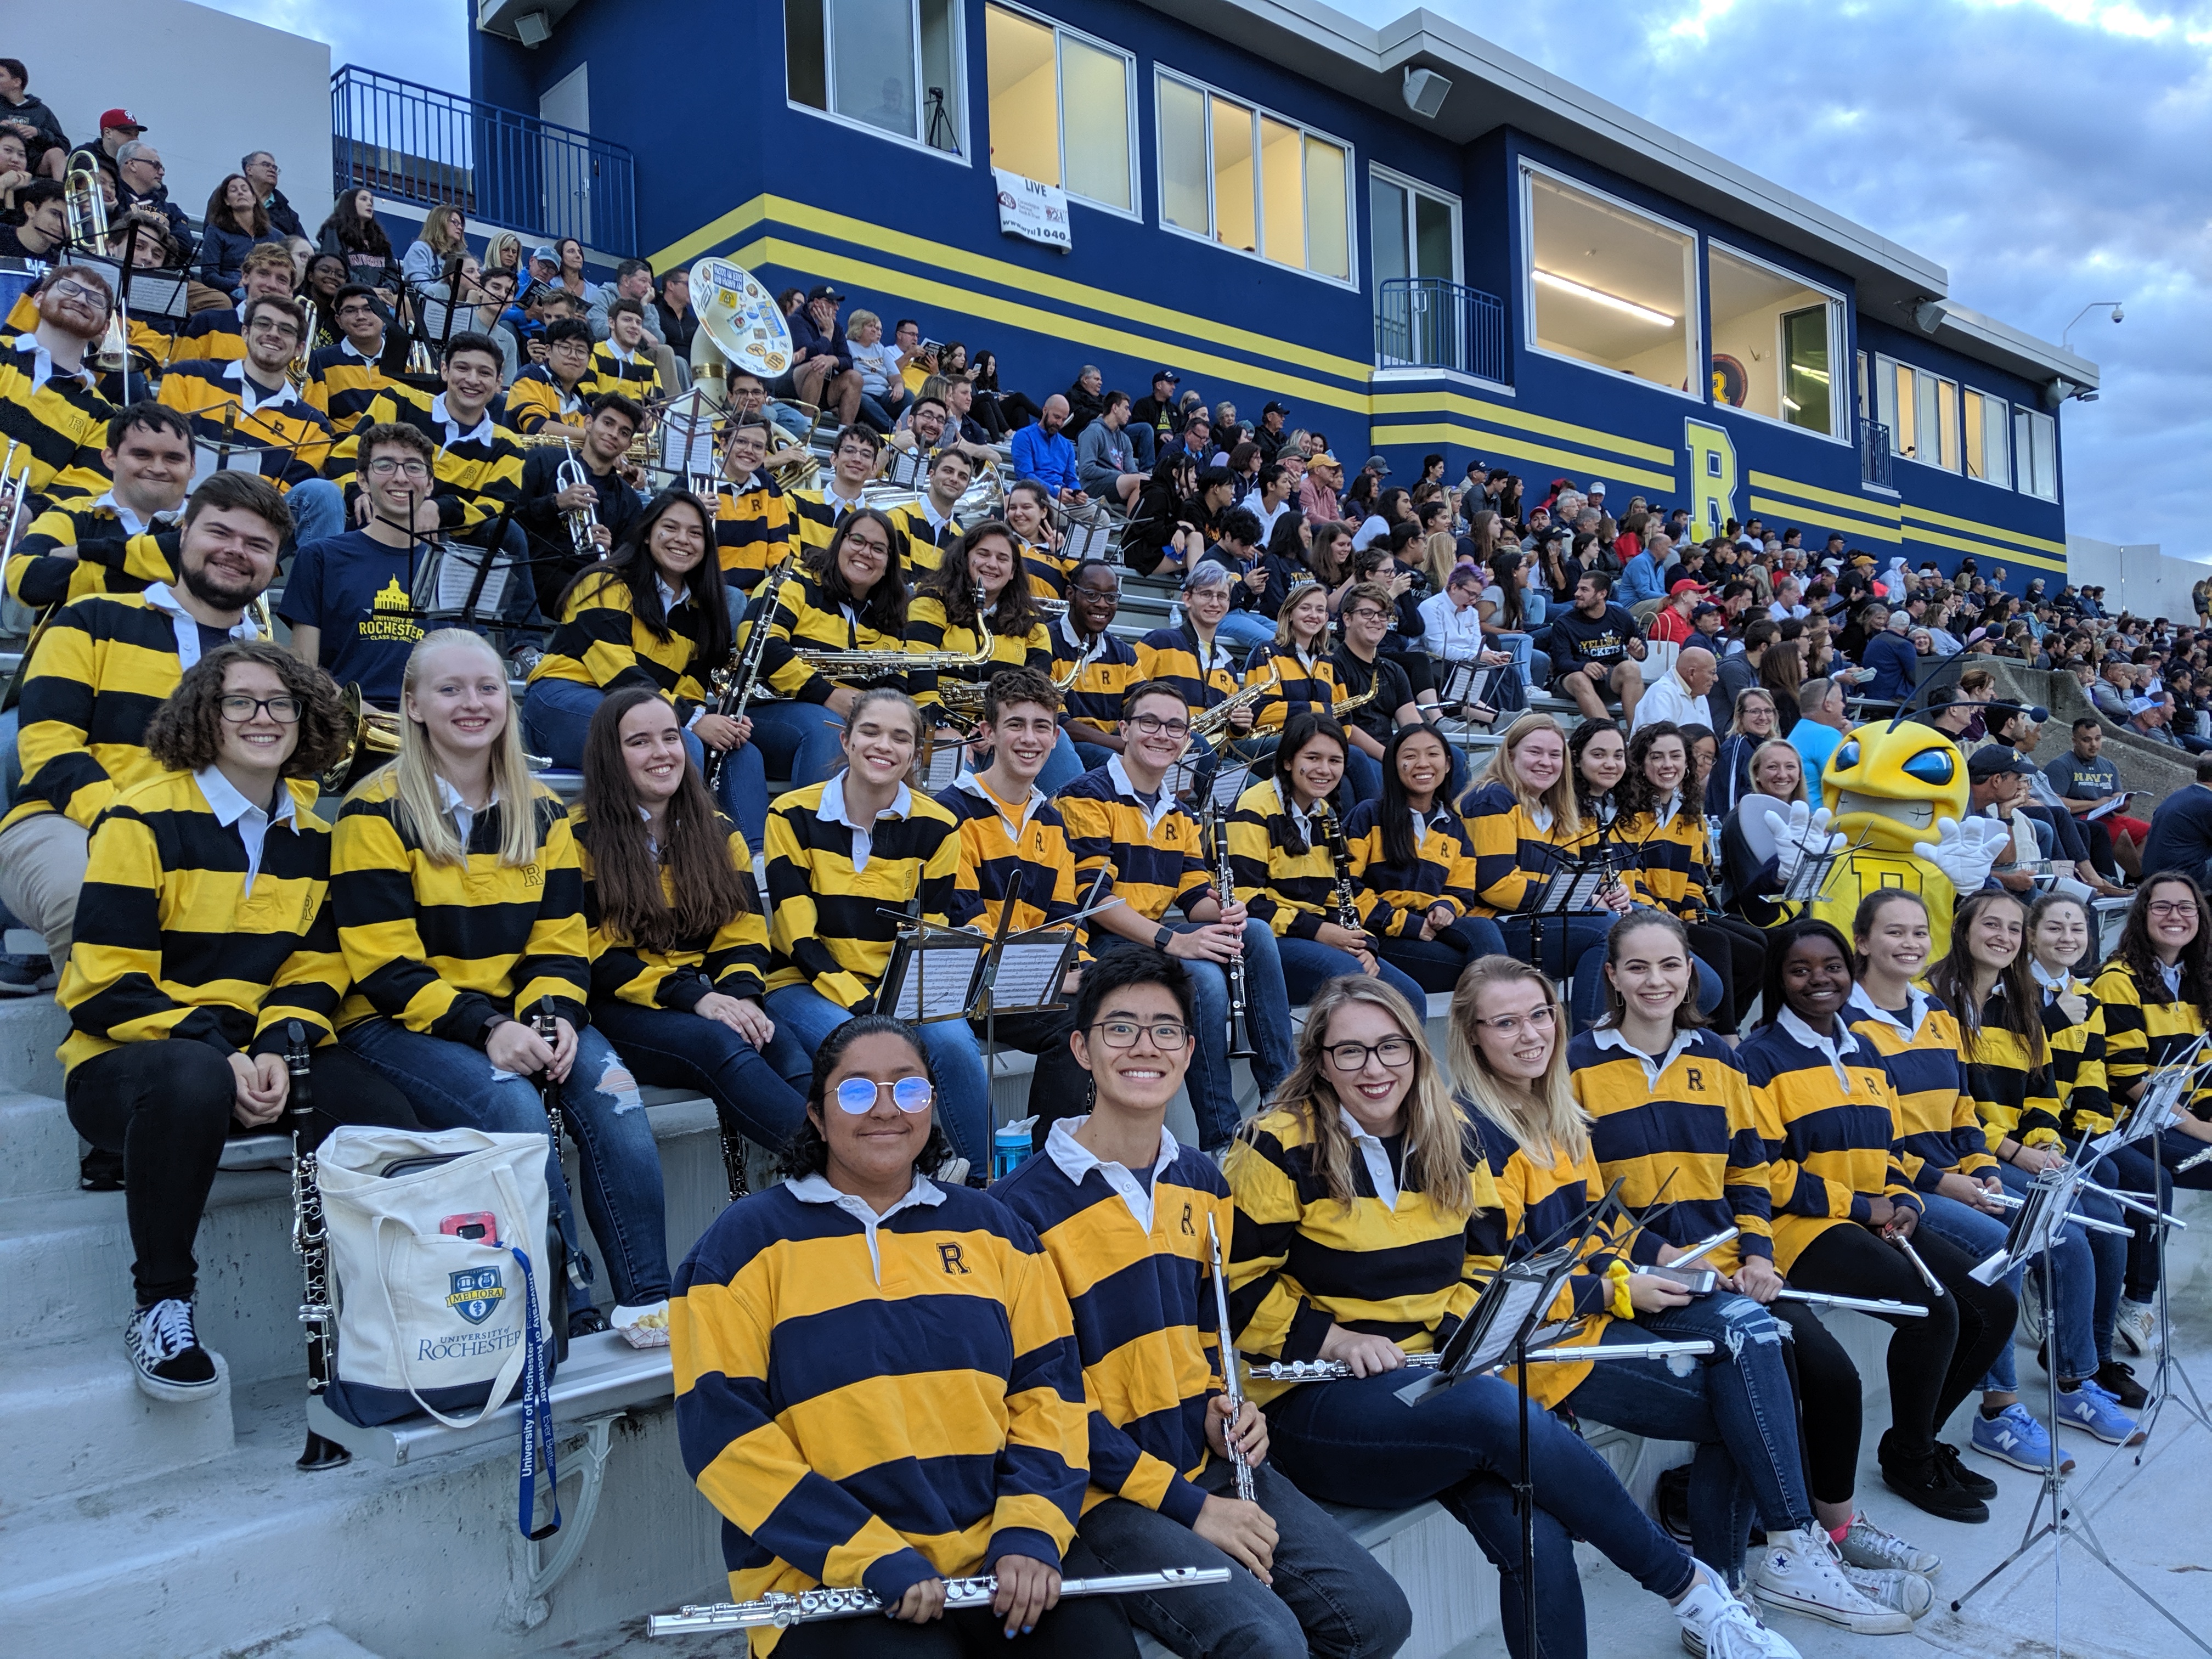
left=1370, top=390, right=1673, bottom=467
left=1747, top=470, right=1903, bottom=521
left=1746, top=494, right=1903, bottom=545
left=1375, top=420, right=1674, bottom=495
left=1900, top=502, right=2068, bottom=557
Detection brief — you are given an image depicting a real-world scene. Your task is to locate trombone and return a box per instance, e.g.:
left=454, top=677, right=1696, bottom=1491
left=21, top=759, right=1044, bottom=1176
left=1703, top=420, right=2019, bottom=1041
left=62, top=149, right=109, bottom=247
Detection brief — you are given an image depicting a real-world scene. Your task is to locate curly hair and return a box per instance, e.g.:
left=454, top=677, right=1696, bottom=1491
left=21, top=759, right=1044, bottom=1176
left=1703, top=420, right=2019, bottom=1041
left=1621, top=720, right=1706, bottom=822
left=773, top=1015, right=952, bottom=1181
left=144, top=641, right=348, bottom=780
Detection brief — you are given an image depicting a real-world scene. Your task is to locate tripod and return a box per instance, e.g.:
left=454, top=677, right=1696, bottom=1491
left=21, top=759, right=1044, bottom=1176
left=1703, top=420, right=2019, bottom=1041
left=2126, top=1124, right=2211, bottom=1453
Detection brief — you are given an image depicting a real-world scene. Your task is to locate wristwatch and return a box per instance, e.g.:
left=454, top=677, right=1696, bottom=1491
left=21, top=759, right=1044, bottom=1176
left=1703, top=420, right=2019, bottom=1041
left=1153, top=924, right=1177, bottom=952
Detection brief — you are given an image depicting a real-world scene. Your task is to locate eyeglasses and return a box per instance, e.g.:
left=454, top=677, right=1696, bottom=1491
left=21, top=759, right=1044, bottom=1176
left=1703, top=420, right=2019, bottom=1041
left=1324, top=1036, right=1415, bottom=1071
left=2149, top=901, right=2198, bottom=919
left=1090, top=1019, right=1192, bottom=1049
left=44, top=278, right=108, bottom=307
left=1128, top=713, right=1191, bottom=738
left=832, top=1076, right=935, bottom=1114
left=219, top=694, right=302, bottom=723
left=1468, top=1005, right=1558, bottom=1038
left=1345, top=607, right=1390, bottom=624
left=129, top=157, right=165, bottom=173
left=366, top=458, right=431, bottom=478
left=248, top=320, right=301, bottom=341
left=843, top=535, right=891, bottom=558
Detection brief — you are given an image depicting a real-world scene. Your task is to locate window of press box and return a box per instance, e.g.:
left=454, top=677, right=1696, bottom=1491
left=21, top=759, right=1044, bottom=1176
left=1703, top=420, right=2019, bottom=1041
left=1961, top=387, right=2011, bottom=486
left=786, top=0, right=966, bottom=157
left=2014, top=406, right=2058, bottom=501
left=1522, top=167, right=1699, bottom=395
left=1705, top=244, right=1843, bottom=437
left=1877, top=357, right=1960, bottom=471
left=1156, top=70, right=1352, bottom=283
left=983, top=3, right=1136, bottom=213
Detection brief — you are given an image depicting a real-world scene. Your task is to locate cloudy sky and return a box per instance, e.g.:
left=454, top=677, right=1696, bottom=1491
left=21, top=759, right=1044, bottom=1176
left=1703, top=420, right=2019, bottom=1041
left=202, top=0, right=2204, bottom=555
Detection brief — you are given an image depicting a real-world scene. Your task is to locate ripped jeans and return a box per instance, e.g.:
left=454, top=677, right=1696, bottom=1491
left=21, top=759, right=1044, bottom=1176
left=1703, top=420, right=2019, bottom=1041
left=1559, top=1294, right=1811, bottom=1584
left=338, top=1015, right=673, bottom=1308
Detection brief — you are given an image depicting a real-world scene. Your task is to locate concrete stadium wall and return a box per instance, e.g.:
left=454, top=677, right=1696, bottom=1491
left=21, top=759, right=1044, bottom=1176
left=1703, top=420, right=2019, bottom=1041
left=2070, top=535, right=2212, bottom=623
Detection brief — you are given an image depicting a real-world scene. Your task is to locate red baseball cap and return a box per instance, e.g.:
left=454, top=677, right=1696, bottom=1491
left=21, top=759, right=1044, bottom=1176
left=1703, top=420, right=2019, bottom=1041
left=1668, top=579, right=1709, bottom=597
left=99, top=108, right=146, bottom=133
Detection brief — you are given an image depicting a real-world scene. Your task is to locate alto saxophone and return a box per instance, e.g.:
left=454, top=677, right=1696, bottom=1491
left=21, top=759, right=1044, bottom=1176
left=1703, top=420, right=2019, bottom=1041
left=1329, top=679, right=1379, bottom=721
left=1190, top=663, right=1280, bottom=741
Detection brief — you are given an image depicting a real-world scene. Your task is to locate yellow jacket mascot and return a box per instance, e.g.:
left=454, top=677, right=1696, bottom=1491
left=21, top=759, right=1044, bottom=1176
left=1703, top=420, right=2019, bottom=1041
left=1736, top=720, right=2008, bottom=958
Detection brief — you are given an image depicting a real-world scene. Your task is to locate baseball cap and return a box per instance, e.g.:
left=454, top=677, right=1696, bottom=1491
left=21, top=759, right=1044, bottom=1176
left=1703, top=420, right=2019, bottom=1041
left=1967, top=748, right=2037, bottom=781
left=1364, top=454, right=1391, bottom=476
left=2126, top=695, right=2161, bottom=716
left=1263, top=399, right=1289, bottom=417
left=1151, top=368, right=1179, bottom=385
left=1691, top=602, right=1723, bottom=620
left=1309, top=452, right=1341, bottom=471
left=1586, top=479, right=1607, bottom=494
left=1668, top=579, right=1709, bottom=597
left=99, top=108, right=146, bottom=133
left=529, top=244, right=558, bottom=264
left=805, top=284, right=846, bottom=302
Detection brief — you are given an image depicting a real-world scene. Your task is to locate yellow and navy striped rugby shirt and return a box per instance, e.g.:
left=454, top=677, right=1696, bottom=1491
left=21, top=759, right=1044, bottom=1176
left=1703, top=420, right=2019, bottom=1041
left=1136, top=622, right=1241, bottom=725
left=2036, top=970, right=2113, bottom=1139
left=1226, top=1098, right=1500, bottom=1406
left=1226, top=776, right=1364, bottom=939
left=4, top=496, right=177, bottom=611
left=586, top=338, right=661, bottom=402
left=1466, top=1113, right=1633, bottom=1406
left=301, top=336, right=396, bottom=436
left=3, top=587, right=261, bottom=834
left=1616, top=797, right=1709, bottom=920
left=1045, top=616, right=1140, bottom=743
left=156, top=358, right=335, bottom=494
left=672, top=1175, right=1089, bottom=1655
left=503, top=364, right=591, bottom=437
left=58, top=770, right=348, bottom=1076
left=885, top=499, right=963, bottom=579
left=738, top=564, right=909, bottom=707
left=166, top=306, right=250, bottom=366
left=1341, top=798, right=1481, bottom=940
left=327, top=383, right=524, bottom=534
left=1950, top=984, right=2063, bottom=1153
left=573, top=808, right=769, bottom=1008
left=1737, top=1009, right=1918, bottom=1272
left=1846, top=986, right=2000, bottom=1187
left=2090, top=956, right=2212, bottom=1118
left=1020, top=536, right=1075, bottom=603
left=329, top=771, right=589, bottom=1038
left=763, top=777, right=961, bottom=1010
left=789, top=482, right=874, bottom=561
left=1572, top=1025, right=1774, bottom=1271
left=1244, top=641, right=1341, bottom=733
left=711, top=471, right=795, bottom=594
left=527, top=572, right=714, bottom=725
left=1053, top=755, right=1213, bottom=928
left=904, top=594, right=1051, bottom=719
left=992, top=1121, right=1231, bottom=1520
left=0, top=333, right=114, bottom=507
left=1459, top=781, right=1575, bottom=918
left=934, top=774, right=1086, bottom=946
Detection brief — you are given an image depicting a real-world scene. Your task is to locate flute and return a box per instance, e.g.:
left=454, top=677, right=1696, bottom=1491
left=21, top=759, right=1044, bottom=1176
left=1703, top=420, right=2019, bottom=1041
left=1646, top=1227, right=1927, bottom=1316
left=1982, top=1189, right=2136, bottom=1237
left=648, top=1568, right=1231, bottom=1634
left=1887, top=1229, right=1946, bottom=1298
left=1206, top=1213, right=1256, bottom=1502
left=1246, top=1339, right=1716, bottom=1383
left=2179, top=1143, right=2212, bottom=1175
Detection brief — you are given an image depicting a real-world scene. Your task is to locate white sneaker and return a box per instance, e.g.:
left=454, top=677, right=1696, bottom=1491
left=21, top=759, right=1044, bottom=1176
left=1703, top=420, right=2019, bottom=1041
left=1676, top=1563, right=1802, bottom=1659
left=2115, top=1297, right=2162, bottom=1358
left=934, top=1155, right=972, bottom=1187
left=1838, top=1559, right=1936, bottom=1621
left=125, top=1298, right=223, bottom=1402
left=2017, top=1268, right=2046, bottom=1352
left=1749, top=1526, right=1913, bottom=1633
left=1837, top=1513, right=1940, bottom=1577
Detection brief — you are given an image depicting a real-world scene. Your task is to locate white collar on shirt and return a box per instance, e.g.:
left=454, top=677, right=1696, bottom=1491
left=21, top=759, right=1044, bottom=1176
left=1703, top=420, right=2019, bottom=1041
left=220, top=355, right=300, bottom=416
left=435, top=772, right=501, bottom=845
left=138, top=581, right=261, bottom=670
left=2029, top=957, right=2073, bottom=1003
left=656, top=573, right=690, bottom=613
left=93, top=491, right=176, bottom=538
left=1045, top=1115, right=1178, bottom=1232
left=1590, top=1023, right=1702, bottom=1088
left=194, top=765, right=296, bottom=894
left=953, top=770, right=1045, bottom=837
left=819, top=771, right=913, bottom=875
left=339, top=333, right=385, bottom=364
left=2159, top=959, right=2184, bottom=999
left=1106, top=753, right=1180, bottom=832
left=1776, top=1006, right=1860, bottom=1093
left=1845, top=982, right=1933, bottom=1041
left=786, top=1171, right=945, bottom=1282
left=429, top=392, right=495, bottom=448
left=1336, top=1106, right=1401, bottom=1209
left=11, top=332, right=88, bottom=394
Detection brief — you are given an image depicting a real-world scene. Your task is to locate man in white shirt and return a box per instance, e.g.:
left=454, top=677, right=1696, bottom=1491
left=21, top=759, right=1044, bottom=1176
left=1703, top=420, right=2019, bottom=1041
left=1631, top=645, right=1719, bottom=735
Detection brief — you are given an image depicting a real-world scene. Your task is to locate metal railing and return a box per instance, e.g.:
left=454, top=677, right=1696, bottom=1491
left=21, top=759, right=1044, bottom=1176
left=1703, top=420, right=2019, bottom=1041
left=330, top=65, right=638, bottom=257
left=1860, top=419, right=1894, bottom=489
left=1374, top=277, right=1510, bottom=386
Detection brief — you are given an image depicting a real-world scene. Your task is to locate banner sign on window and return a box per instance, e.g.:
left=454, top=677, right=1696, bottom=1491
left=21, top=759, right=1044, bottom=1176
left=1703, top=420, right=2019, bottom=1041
left=994, top=170, right=1072, bottom=251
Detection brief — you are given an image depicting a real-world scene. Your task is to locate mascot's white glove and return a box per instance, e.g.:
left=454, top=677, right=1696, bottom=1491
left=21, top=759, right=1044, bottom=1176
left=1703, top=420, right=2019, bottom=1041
left=1745, top=799, right=1846, bottom=882
left=1914, top=815, right=2012, bottom=893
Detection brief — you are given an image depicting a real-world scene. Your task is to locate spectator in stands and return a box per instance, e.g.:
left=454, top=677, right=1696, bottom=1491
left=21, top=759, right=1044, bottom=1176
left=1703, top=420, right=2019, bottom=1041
left=0, top=58, right=67, bottom=178
left=59, top=642, right=419, bottom=1401
left=479, top=229, right=522, bottom=284
left=1860, top=610, right=1920, bottom=703
left=1075, top=391, right=1147, bottom=509
left=1550, top=572, right=1648, bottom=725
left=0, top=128, right=30, bottom=214
left=787, top=284, right=862, bottom=426
left=0, top=176, right=64, bottom=259
left=1255, top=398, right=1291, bottom=462
left=1285, top=449, right=1336, bottom=526
left=1631, top=646, right=1717, bottom=736
left=652, top=264, right=696, bottom=362
left=1013, top=393, right=1085, bottom=505
left=551, top=235, right=601, bottom=308
left=2127, top=693, right=2186, bottom=752
left=1064, top=363, right=1107, bottom=436
left=315, top=188, right=397, bottom=290
left=399, top=203, right=467, bottom=288
left=889, top=318, right=937, bottom=397
left=199, top=174, right=278, bottom=294
left=1644, top=579, right=1706, bottom=647
left=968, top=346, right=1039, bottom=436
left=1130, top=366, right=1182, bottom=449
left=111, top=140, right=195, bottom=265
left=845, top=308, right=907, bottom=428
left=586, top=258, right=680, bottom=389
left=1788, top=679, right=1850, bottom=810
left=238, top=149, right=302, bottom=239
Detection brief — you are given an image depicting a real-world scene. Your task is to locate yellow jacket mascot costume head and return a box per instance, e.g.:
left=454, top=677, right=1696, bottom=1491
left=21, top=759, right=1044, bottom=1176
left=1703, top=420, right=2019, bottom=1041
left=1736, top=719, right=2008, bottom=959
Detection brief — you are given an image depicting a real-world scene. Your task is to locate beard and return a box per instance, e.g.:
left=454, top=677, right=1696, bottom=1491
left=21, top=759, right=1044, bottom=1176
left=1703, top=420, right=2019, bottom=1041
left=182, top=559, right=261, bottom=612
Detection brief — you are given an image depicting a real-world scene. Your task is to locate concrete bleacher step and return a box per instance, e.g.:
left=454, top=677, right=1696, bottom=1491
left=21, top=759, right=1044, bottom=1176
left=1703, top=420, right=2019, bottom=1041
left=0, top=992, right=68, bottom=1099
left=0, top=1331, right=236, bottom=1507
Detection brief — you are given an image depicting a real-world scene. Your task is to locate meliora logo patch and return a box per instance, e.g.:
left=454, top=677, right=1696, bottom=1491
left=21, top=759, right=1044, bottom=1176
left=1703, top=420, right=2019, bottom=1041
left=447, top=1266, right=506, bottom=1325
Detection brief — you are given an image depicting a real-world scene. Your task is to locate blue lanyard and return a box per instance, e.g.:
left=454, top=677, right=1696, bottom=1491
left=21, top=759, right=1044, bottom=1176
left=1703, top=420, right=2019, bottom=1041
left=510, top=1246, right=561, bottom=1540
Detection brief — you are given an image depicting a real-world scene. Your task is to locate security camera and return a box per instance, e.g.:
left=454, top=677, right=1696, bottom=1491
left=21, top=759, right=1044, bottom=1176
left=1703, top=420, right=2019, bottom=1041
left=2111, top=304, right=2124, bottom=324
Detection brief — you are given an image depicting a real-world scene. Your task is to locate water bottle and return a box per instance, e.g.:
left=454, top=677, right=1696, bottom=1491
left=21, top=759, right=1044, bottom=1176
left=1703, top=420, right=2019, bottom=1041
left=992, top=1121, right=1034, bottom=1182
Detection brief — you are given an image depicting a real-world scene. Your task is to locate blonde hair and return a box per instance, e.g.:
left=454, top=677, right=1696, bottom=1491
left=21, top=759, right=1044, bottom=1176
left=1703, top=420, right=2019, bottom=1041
left=1421, top=531, right=1459, bottom=595
left=1475, top=713, right=1581, bottom=838
left=483, top=229, right=522, bottom=272
left=1233, top=977, right=1479, bottom=1218
left=422, top=204, right=467, bottom=257
left=1748, top=738, right=1807, bottom=804
left=1273, top=580, right=1330, bottom=652
left=375, top=630, right=543, bottom=868
left=848, top=308, right=881, bottom=334
left=1447, top=956, right=1589, bottom=1166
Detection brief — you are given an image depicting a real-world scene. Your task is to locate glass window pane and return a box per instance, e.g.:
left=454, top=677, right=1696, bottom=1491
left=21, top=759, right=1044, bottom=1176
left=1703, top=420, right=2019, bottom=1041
left=2032, top=413, right=2057, bottom=500
left=1211, top=97, right=1256, bottom=253
left=786, top=0, right=828, bottom=110
left=1259, top=118, right=1304, bottom=267
left=1983, top=397, right=2008, bottom=486
left=1526, top=170, right=1694, bottom=392
left=1937, top=379, right=1959, bottom=470
left=985, top=4, right=1058, bottom=185
left=1413, top=192, right=1454, bottom=281
left=918, top=0, right=961, bottom=153
left=1962, top=391, right=1985, bottom=479
left=1915, top=371, right=1938, bottom=464
left=1780, top=305, right=1831, bottom=435
left=1371, top=177, right=1409, bottom=288
left=1891, top=363, right=1915, bottom=457
left=1159, top=77, right=1209, bottom=233
left=832, top=0, right=918, bottom=140
left=1305, top=136, right=1348, bottom=279
left=1060, top=38, right=1131, bottom=209
left=2014, top=409, right=2034, bottom=492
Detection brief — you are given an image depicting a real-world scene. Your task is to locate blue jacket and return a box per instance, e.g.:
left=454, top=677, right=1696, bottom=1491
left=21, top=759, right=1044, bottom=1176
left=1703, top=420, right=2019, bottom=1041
left=199, top=223, right=280, bottom=293
left=1013, top=424, right=1080, bottom=497
left=1618, top=550, right=1667, bottom=605
left=1860, top=630, right=1920, bottom=702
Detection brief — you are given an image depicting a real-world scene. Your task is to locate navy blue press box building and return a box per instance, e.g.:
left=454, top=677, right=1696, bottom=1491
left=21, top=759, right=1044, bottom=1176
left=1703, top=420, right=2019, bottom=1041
left=468, top=0, right=2095, bottom=583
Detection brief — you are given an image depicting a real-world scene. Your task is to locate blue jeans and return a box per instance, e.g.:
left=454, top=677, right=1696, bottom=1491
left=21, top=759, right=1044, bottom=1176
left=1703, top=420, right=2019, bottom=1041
left=1997, top=1156, right=2126, bottom=1374
left=748, top=698, right=849, bottom=791
left=2106, top=1135, right=2212, bottom=1301
left=1277, top=934, right=1424, bottom=1011
left=1093, top=928, right=1294, bottom=1152
left=1501, top=912, right=1618, bottom=1032
left=338, top=1015, right=672, bottom=1307
left=0, top=705, right=18, bottom=812
left=283, top=478, right=345, bottom=554
left=1268, top=1368, right=1696, bottom=1659
left=1064, top=1457, right=1412, bottom=1659
left=589, top=1000, right=806, bottom=1154
left=1378, top=916, right=1508, bottom=994
left=1562, top=1296, right=1811, bottom=1583
left=1493, top=630, right=1534, bottom=681
left=760, top=983, right=991, bottom=1172
left=1215, top=610, right=1275, bottom=653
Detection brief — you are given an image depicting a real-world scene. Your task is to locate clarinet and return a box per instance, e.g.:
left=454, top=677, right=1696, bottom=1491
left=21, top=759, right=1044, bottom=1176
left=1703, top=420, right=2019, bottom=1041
left=1206, top=1213, right=1256, bottom=1502
left=704, top=556, right=793, bottom=791
left=286, top=1019, right=349, bottom=1470
left=648, top=1568, right=1229, bottom=1635
left=1203, top=793, right=1256, bottom=1061
left=1319, top=799, right=1361, bottom=933
left=533, top=995, right=566, bottom=1148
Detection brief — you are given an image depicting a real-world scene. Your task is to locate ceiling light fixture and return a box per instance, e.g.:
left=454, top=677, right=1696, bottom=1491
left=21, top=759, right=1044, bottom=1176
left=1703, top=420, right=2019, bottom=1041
left=1533, top=269, right=1674, bottom=326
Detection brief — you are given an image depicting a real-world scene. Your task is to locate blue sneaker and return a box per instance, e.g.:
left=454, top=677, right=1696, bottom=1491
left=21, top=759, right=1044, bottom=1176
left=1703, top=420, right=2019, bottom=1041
left=2055, top=1379, right=2145, bottom=1446
left=0, top=956, right=51, bottom=996
left=1971, top=1402, right=2075, bottom=1474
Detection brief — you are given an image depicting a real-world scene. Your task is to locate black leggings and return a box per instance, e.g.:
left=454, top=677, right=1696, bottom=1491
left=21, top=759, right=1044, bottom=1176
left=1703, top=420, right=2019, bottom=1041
left=772, top=1598, right=1134, bottom=1658
left=1378, top=918, right=1498, bottom=994
left=1787, top=1222, right=2015, bottom=1466
left=1686, top=916, right=1768, bottom=1036
left=66, top=1039, right=419, bottom=1306
left=1771, top=1298, right=1865, bottom=1509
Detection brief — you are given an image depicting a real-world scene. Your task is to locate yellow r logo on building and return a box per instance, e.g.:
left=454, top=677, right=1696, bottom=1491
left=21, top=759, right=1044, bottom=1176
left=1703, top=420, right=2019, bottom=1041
left=1685, top=420, right=1737, bottom=541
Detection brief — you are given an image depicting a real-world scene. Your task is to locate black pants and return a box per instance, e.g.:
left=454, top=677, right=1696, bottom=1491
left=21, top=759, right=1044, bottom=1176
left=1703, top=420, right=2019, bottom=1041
left=1773, top=1299, right=1864, bottom=1508
left=66, top=1039, right=419, bottom=1306
left=772, top=1596, right=1134, bottom=1658
left=1787, top=1222, right=2015, bottom=1468
left=1686, top=916, right=1767, bottom=1036
left=1379, top=919, right=1496, bottom=994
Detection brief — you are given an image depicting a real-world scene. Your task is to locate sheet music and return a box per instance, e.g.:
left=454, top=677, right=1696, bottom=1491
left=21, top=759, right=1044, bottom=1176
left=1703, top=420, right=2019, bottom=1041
left=1556, top=870, right=1610, bottom=911
left=100, top=257, right=193, bottom=322
left=889, top=942, right=988, bottom=1022
left=1438, top=662, right=1491, bottom=707
left=417, top=541, right=512, bottom=620
left=192, top=437, right=272, bottom=487
left=884, top=447, right=930, bottom=490
left=657, top=407, right=718, bottom=477
left=1064, top=515, right=1114, bottom=563
left=1462, top=1278, right=1551, bottom=1375
left=990, top=938, right=1074, bottom=1012
left=419, top=294, right=453, bottom=343
left=911, top=743, right=964, bottom=792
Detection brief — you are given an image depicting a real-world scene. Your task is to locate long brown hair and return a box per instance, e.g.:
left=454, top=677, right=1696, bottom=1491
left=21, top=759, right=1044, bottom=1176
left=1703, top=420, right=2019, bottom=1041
left=2114, top=873, right=2212, bottom=1029
left=1925, top=889, right=2046, bottom=1080
left=577, top=687, right=751, bottom=953
left=1621, top=720, right=1704, bottom=821
left=917, top=521, right=1042, bottom=639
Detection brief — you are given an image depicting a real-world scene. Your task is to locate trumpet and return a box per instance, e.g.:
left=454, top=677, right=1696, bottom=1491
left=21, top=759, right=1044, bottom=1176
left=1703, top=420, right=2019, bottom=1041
left=63, top=149, right=109, bottom=246
left=1189, top=664, right=1280, bottom=742
left=553, top=441, right=600, bottom=560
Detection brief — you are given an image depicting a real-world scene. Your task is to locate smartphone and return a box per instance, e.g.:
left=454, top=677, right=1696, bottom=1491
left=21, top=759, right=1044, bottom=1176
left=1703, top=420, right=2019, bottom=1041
left=1649, top=1265, right=1719, bottom=1296
left=441, top=1211, right=501, bottom=1247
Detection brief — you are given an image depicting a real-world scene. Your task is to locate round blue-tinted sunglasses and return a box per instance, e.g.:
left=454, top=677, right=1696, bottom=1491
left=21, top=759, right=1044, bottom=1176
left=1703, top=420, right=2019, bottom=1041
left=833, top=1076, right=936, bottom=1115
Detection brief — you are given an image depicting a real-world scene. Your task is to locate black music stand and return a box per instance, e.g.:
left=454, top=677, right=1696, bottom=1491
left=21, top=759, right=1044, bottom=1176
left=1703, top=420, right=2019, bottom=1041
left=873, top=920, right=992, bottom=1025
left=1759, top=821, right=1866, bottom=910
left=1512, top=855, right=1611, bottom=1015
